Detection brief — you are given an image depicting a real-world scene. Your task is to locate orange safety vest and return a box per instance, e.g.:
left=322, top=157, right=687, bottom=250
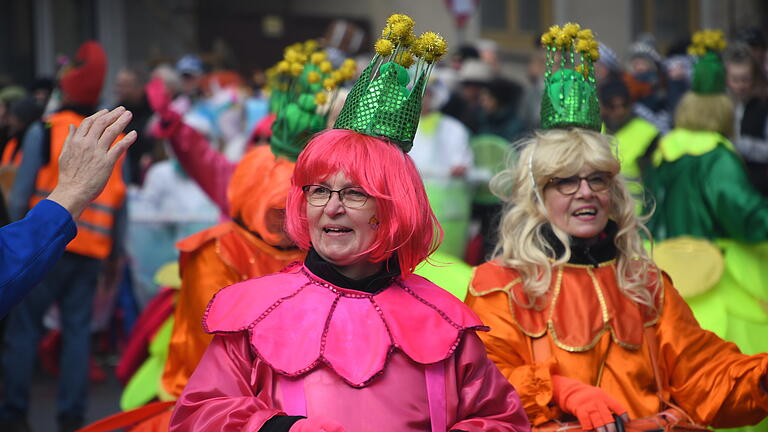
left=28, top=110, right=126, bottom=259
left=1, top=137, right=22, bottom=166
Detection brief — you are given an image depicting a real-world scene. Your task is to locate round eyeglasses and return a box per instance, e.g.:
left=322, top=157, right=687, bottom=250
left=302, top=185, right=371, bottom=209
left=546, top=172, right=613, bottom=195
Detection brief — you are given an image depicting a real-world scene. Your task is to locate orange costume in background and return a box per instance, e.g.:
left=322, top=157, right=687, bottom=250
left=466, top=260, right=768, bottom=429
left=162, top=145, right=305, bottom=398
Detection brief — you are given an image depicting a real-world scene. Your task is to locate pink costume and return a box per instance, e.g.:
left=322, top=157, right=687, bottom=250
left=170, top=263, right=530, bottom=431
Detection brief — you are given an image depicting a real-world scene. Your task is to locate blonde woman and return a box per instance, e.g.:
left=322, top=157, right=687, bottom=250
left=465, top=128, right=768, bottom=432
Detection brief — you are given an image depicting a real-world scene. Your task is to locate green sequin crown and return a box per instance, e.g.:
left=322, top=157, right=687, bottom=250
left=688, top=29, right=727, bottom=95
left=265, top=40, right=357, bottom=160
left=540, top=23, right=601, bottom=132
left=333, top=14, right=447, bottom=152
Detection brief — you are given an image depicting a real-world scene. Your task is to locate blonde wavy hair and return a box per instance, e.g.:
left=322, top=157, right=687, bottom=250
left=675, top=91, right=734, bottom=137
left=490, top=128, right=659, bottom=309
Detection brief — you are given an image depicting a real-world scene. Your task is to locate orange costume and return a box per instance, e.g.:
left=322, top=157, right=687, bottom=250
left=466, top=259, right=768, bottom=429
left=162, top=145, right=305, bottom=398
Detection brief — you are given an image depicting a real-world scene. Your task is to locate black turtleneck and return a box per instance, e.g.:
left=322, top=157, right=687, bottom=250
left=541, top=220, right=619, bottom=266
left=303, top=247, right=400, bottom=294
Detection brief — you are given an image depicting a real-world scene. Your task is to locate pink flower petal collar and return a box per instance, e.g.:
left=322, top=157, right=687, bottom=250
left=204, top=263, right=487, bottom=387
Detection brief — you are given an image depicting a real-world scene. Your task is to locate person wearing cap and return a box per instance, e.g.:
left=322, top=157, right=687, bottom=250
left=626, top=35, right=671, bottom=133
left=442, top=58, right=495, bottom=133
left=725, top=42, right=768, bottom=196
left=467, top=23, right=768, bottom=432
left=0, top=41, right=129, bottom=432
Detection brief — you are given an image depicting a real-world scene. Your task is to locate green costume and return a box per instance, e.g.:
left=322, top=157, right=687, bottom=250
left=645, top=129, right=768, bottom=432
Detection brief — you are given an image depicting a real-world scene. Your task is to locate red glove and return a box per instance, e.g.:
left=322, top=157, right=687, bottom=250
left=288, top=416, right=345, bottom=432
left=145, top=77, right=181, bottom=138
left=552, top=375, right=628, bottom=431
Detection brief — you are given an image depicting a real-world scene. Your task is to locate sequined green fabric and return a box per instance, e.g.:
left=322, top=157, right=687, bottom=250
left=333, top=59, right=427, bottom=152
left=541, top=68, right=601, bottom=131
left=540, top=47, right=601, bottom=132
left=692, top=52, right=726, bottom=95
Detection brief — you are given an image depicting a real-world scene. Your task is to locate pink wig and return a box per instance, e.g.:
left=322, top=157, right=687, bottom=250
left=286, top=129, right=442, bottom=276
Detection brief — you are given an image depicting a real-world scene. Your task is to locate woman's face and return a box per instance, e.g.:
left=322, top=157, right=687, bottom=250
left=543, top=167, right=612, bottom=239
left=306, top=171, right=380, bottom=278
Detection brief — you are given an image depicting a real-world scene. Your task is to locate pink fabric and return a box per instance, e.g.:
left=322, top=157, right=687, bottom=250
left=426, top=361, right=447, bottom=432
left=203, top=264, right=488, bottom=387
left=279, top=375, right=307, bottom=417
left=170, top=330, right=530, bottom=431
left=146, top=77, right=235, bottom=215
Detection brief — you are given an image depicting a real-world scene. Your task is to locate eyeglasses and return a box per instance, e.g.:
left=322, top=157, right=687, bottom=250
left=302, top=185, right=371, bottom=209
left=546, top=172, right=613, bottom=195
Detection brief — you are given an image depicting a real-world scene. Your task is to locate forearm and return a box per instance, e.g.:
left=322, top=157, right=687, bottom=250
left=0, top=199, right=76, bottom=317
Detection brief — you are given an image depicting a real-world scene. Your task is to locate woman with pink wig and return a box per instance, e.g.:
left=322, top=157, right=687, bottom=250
left=169, top=14, right=529, bottom=432
left=169, top=128, right=529, bottom=432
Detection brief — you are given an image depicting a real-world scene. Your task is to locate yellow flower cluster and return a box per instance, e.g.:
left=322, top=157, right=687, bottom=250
left=264, top=39, right=357, bottom=107
left=688, top=29, right=727, bottom=56
left=374, top=14, right=447, bottom=66
left=540, top=22, right=599, bottom=62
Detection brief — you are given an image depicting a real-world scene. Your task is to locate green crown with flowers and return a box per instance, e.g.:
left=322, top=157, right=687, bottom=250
left=688, top=29, right=727, bottom=95
left=540, top=23, right=601, bottom=132
left=333, top=14, right=447, bottom=152
left=265, top=40, right=357, bottom=160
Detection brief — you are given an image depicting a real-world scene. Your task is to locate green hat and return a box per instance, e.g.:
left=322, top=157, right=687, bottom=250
left=333, top=14, right=447, bottom=152
left=539, top=23, right=601, bottom=132
left=688, top=29, right=727, bottom=95
left=265, top=40, right=357, bottom=160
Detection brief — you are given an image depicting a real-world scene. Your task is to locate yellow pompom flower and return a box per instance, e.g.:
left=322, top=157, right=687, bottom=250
left=323, top=77, right=336, bottom=90
left=589, top=48, right=600, bottom=61
left=541, top=32, right=555, bottom=46
left=577, top=29, right=593, bottom=40
left=290, top=63, right=304, bottom=77
left=307, top=71, right=321, bottom=83
left=389, top=22, right=411, bottom=42
left=575, top=38, right=590, bottom=54
left=319, top=61, right=333, bottom=74
left=375, top=39, right=394, bottom=56
left=395, top=51, right=415, bottom=68
left=403, top=33, right=416, bottom=48
left=563, top=23, right=580, bottom=38
left=283, top=50, right=295, bottom=62
left=331, top=70, right=343, bottom=82
left=315, top=92, right=328, bottom=105
left=342, top=58, right=356, bottom=70
left=304, top=39, right=318, bottom=53
left=310, top=52, right=327, bottom=65
left=548, top=25, right=562, bottom=36
left=416, top=31, right=447, bottom=63
left=338, top=68, right=353, bottom=81
left=276, top=60, right=290, bottom=74
left=555, top=32, right=572, bottom=49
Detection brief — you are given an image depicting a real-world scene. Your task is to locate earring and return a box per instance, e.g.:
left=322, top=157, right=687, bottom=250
left=369, top=216, right=379, bottom=229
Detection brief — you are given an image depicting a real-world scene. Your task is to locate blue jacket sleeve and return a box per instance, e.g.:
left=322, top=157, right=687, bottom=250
left=0, top=199, right=77, bottom=317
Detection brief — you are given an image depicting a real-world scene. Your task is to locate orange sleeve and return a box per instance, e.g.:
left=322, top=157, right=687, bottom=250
left=466, top=290, right=559, bottom=425
left=161, top=242, right=241, bottom=398
left=657, top=278, right=768, bottom=427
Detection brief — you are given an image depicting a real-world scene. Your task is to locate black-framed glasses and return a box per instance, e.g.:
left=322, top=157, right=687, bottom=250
left=546, top=172, right=613, bottom=195
left=302, top=185, right=371, bottom=209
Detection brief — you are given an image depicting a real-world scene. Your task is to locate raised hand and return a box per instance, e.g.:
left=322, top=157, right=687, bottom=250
left=47, top=107, right=136, bottom=217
